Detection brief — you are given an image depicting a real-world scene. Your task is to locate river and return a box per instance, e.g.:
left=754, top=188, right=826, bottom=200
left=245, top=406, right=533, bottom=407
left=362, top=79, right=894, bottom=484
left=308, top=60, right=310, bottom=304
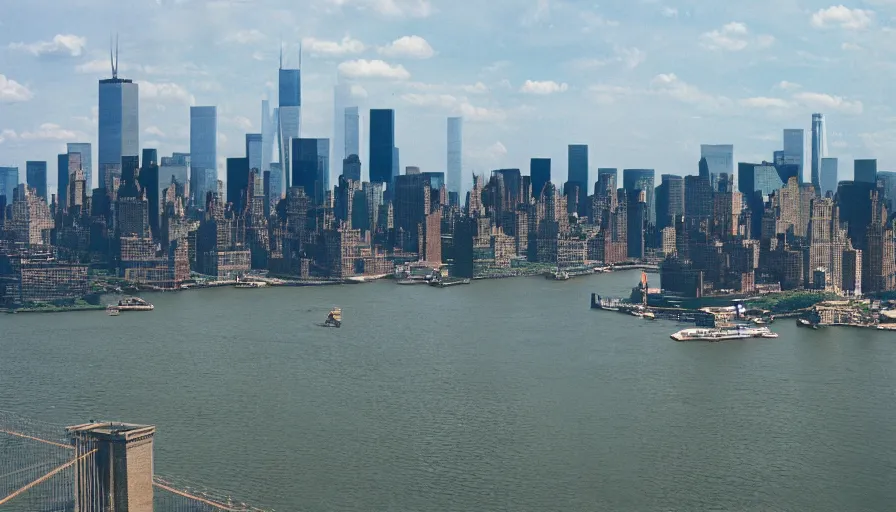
left=2, top=270, right=895, bottom=511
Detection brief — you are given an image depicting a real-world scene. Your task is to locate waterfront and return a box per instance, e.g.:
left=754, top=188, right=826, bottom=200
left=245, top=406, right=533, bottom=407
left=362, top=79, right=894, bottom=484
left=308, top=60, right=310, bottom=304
left=2, top=270, right=896, bottom=511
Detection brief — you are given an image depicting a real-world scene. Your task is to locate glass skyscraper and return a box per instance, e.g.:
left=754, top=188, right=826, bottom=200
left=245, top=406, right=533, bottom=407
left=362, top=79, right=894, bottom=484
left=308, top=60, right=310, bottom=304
left=190, top=106, right=217, bottom=208
left=699, top=144, right=734, bottom=190
left=345, top=107, right=360, bottom=160
left=26, top=161, right=48, bottom=200
left=0, top=167, right=19, bottom=202
left=333, top=82, right=351, bottom=166
left=655, top=174, right=684, bottom=231
left=292, top=138, right=330, bottom=204
left=530, top=158, right=551, bottom=200
left=246, top=134, right=263, bottom=172
left=66, top=143, right=92, bottom=190
left=261, top=100, right=276, bottom=173
left=447, top=117, right=463, bottom=196
left=278, top=52, right=301, bottom=189
left=854, top=159, right=877, bottom=184
left=98, top=76, right=139, bottom=191
left=811, top=113, right=827, bottom=192
left=820, top=157, right=838, bottom=198
left=370, top=109, right=396, bottom=185
left=782, top=129, right=804, bottom=181
left=623, top=168, right=656, bottom=224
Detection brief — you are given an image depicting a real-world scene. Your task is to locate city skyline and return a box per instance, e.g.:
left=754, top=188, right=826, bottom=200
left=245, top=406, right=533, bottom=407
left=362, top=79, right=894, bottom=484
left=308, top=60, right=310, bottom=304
left=2, top=0, right=891, bottom=190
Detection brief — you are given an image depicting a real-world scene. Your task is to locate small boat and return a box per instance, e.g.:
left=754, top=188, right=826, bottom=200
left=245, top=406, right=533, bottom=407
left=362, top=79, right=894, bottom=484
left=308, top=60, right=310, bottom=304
left=796, top=318, right=818, bottom=329
left=235, top=281, right=266, bottom=289
left=642, top=311, right=656, bottom=320
left=322, top=307, right=342, bottom=328
left=106, top=306, right=120, bottom=316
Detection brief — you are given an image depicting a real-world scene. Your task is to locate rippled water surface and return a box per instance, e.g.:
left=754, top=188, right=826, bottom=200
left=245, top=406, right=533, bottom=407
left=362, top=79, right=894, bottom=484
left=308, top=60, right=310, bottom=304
left=2, top=270, right=896, bottom=511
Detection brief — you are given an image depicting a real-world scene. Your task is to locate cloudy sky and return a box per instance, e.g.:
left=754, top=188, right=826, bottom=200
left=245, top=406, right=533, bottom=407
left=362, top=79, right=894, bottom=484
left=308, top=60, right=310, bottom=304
left=1, top=0, right=893, bottom=191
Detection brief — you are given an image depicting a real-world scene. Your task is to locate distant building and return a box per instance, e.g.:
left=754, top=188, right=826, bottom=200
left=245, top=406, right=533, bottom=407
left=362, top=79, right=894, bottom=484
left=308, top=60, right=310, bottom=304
left=854, top=159, right=877, bottom=184
left=530, top=158, right=551, bottom=201
left=0, top=167, right=19, bottom=203
left=623, top=169, right=655, bottom=225
left=568, top=145, right=589, bottom=216
left=811, top=114, right=827, bottom=191
left=447, top=117, right=462, bottom=196
left=66, top=143, right=92, bottom=191
left=820, top=157, right=838, bottom=198
left=190, top=106, right=217, bottom=207
left=342, top=154, right=362, bottom=182
left=370, top=109, right=396, bottom=185
left=98, top=71, right=139, bottom=191
left=25, top=161, right=48, bottom=201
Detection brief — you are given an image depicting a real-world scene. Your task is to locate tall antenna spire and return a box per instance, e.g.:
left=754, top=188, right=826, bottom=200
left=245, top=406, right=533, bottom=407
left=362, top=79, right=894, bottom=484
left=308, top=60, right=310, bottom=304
left=110, top=35, right=115, bottom=78
left=114, top=34, right=119, bottom=78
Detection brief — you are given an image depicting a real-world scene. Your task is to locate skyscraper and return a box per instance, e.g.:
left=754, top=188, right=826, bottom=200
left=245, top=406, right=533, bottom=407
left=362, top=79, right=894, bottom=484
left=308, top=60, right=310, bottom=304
left=782, top=129, right=804, bottom=181
left=700, top=144, right=734, bottom=190
left=655, top=174, right=684, bottom=231
left=278, top=45, right=302, bottom=189
left=26, top=161, right=48, bottom=201
left=98, top=43, right=138, bottom=191
left=261, top=100, right=275, bottom=173
left=855, top=159, right=877, bottom=184
left=66, top=143, right=92, bottom=191
left=530, top=158, right=551, bottom=200
left=447, top=117, right=463, bottom=196
left=246, top=134, right=263, bottom=172
left=226, top=157, right=249, bottom=212
left=0, top=167, right=19, bottom=202
left=292, top=138, right=330, bottom=203
left=820, top=157, right=838, bottom=197
left=811, top=113, right=827, bottom=191
left=190, top=106, right=217, bottom=208
left=370, top=109, right=395, bottom=185
left=345, top=106, right=360, bottom=160
left=139, top=149, right=160, bottom=239
left=333, top=82, right=351, bottom=165
left=568, top=144, right=588, bottom=215
left=623, top=169, right=656, bottom=224
left=57, top=155, right=69, bottom=209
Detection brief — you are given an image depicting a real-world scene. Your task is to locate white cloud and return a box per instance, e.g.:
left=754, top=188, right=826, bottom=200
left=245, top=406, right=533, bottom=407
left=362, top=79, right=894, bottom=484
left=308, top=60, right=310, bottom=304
left=811, top=6, right=873, bottom=30
left=304, top=35, right=366, bottom=57
left=141, top=81, right=196, bottom=105
left=616, top=47, right=647, bottom=69
left=520, top=80, right=568, bottom=95
left=221, top=29, right=266, bottom=44
left=0, top=129, right=18, bottom=144
left=461, top=82, right=489, bottom=94
left=145, top=126, right=167, bottom=137
left=661, top=6, right=678, bottom=18
left=651, top=73, right=728, bottom=108
left=739, top=97, right=792, bottom=108
left=793, top=91, right=863, bottom=114
left=400, top=93, right=505, bottom=122
left=700, top=22, right=774, bottom=51
left=521, top=0, right=550, bottom=27
left=337, top=59, right=410, bottom=80
left=0, top=74, right=33, bottom=102
left=378, top=36, right=435, bottom=59
left=776, top=80, right=801, bottom=91
left=328, top=0, right=433, bottom=18
left=842, top=42, right=863, bottom=50
left=9, top=34, right=87, bottom=57
left=20, top=123, right=79, bottom=141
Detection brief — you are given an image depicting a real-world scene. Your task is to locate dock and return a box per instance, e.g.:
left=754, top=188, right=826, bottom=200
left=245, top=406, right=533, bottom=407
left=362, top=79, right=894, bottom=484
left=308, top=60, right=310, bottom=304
left=591, top=293, right=716, bottom=327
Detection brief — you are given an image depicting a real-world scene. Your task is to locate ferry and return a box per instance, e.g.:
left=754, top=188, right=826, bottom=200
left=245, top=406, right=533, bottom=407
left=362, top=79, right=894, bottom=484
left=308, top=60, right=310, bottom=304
left=110, top=297, right=154, bottom=312
left=671, top=326, right=778, bottom=342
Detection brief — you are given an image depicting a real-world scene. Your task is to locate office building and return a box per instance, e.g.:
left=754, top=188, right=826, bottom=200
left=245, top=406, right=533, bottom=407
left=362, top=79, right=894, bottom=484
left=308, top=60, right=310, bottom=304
left=333, top=83, right=350, bottom=165
left=278, top=47, right=302, bottom=188
left=622, top=169, right=655, bottom=224
left=246, top=133, right=263, bottom=172
left=781, top=129, right=804, bottom=181
left=568, top=144, right=589, bottom=215
left=0, top=167, right=18, bottom=202
left=26, top=161, right=48, bottom=201
left=655, top=174, right=684, bottom=231
left=57, top=155, right=69, bottom=209
left=345, top=106, right=360, bottom=161
left=342, top=154, right=362, bottom=182
left=190, top=106, right=217, bottom=208
left=855, top=159, right=877, bottom=184
left=448, top=117, right=463, bottom=196
left=530, top=158, right=551, bottom=201
left=811, top=113, right=827, bottom=191
left=98, top=52, right=139, bottom=191
left=66, top=143, right=92, bottom=190
left=700, top=144, right=734, bottom=189
left=261, top=100, right=275, bottom=173
left=292, top=138, right=330, bottom=203
left=226, top=157, right=250, bottom=213
left=370, top=109, right=395, bottom=185
left=820, top=158, right=838, bottom=198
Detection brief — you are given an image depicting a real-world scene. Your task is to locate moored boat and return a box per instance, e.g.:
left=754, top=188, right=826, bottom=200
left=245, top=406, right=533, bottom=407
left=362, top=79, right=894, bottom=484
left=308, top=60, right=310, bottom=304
left=106, top=306, right=120, bottom=316
left=111, top=297, right=154, bottom=312
left=796, top=318, right=818, bottom=329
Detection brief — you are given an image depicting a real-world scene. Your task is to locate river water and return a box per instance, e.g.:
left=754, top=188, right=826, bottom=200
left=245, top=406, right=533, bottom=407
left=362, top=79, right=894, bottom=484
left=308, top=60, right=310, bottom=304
left=2, top=270, right=895, bottom=511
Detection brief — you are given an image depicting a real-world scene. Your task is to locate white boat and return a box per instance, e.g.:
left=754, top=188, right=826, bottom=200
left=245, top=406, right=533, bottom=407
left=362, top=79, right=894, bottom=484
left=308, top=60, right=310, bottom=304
left=671, top=326, right=778, bottom=341
left=106, top=306, right=120, bottom=316
left=111, top=297, right=154, bottom=312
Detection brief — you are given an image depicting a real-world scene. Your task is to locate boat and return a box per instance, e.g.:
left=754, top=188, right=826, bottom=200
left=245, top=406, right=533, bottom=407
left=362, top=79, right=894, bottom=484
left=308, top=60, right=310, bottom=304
left=235, top=281, right=267, bottom=289
left=553, top=270, right=570, bottom=281
left=106, top=306, right=120, bottom=316
left=111, top=297, right=154, bottom=312
left=671, top=325, right=778, bottom=342
left=322, top=307, right=342, bottom=328
left=431, top=278, right=471, bottom=288
left=642, top=311, right=656, bottom=320
left=796, top=318, right=818, bottom=329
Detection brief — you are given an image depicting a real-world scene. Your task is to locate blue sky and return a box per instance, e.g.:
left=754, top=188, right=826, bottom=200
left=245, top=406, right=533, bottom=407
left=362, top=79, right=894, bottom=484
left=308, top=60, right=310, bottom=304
left=0, top=0, right=893, bottom=190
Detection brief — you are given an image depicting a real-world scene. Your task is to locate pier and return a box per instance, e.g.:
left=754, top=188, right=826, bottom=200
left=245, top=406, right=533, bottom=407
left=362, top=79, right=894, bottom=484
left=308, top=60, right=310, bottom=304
left=591, top=293, right=716, bottom=327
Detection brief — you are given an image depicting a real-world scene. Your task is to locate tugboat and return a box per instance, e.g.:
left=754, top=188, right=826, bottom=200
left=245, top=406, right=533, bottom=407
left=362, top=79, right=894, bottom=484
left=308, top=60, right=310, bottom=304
left=322, top=307, right=342, bottom=328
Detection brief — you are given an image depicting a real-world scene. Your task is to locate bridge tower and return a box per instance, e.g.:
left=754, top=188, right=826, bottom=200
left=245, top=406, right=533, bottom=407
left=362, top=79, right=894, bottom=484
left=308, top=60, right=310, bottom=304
left=67, top=422, right=156, bottom=512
